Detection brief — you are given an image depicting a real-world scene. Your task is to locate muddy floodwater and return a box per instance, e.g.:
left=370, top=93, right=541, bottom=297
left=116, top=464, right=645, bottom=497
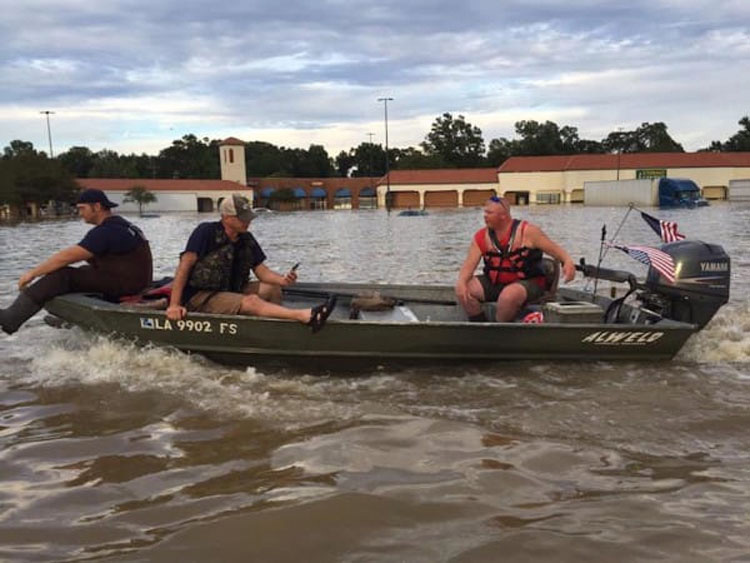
left=1, top=203, right=749, bottom=561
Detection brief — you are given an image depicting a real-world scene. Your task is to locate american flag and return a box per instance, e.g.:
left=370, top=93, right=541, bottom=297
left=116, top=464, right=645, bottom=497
left=611, top=244, right=677, bottom=284
left=641, top=211, right=686, bottom=243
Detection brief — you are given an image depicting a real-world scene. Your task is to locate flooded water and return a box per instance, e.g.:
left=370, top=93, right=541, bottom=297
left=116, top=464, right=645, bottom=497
left=1, top=203, right=750, bottom=562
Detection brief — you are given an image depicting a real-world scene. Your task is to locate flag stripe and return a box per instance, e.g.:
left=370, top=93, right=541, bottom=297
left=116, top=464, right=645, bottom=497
left=640, top=211, right=685, bottom=243
left=611, top=243, right=677, bottom=283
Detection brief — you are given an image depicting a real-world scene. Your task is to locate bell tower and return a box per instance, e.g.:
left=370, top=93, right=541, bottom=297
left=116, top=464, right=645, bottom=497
left=219, top=137, right=247, bottom=185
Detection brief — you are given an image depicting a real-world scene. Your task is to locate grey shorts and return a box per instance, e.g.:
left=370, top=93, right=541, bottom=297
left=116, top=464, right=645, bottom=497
left=477, top=274, right=545, bottom=303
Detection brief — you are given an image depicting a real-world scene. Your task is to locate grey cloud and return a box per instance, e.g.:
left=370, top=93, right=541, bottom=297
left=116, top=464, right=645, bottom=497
left=1, top=0, right=748, bottom=152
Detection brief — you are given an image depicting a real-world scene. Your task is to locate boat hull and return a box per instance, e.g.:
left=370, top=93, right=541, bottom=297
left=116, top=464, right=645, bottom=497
left=43, top=282, right=697, bottom=367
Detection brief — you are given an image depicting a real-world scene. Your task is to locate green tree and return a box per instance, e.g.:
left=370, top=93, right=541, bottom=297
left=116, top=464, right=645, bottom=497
left=0, top=142, right=77, bottom=210
left=602, top=122, right=683, bottom=153
left=58, top=146, right=95, bottom=177
left=352, top=142, right=387, bottom=177
left=158, top=134, right=221, bottom=179
left=246, top=141, right=286, bottom=177
left=122, top=184, right=157, bottom=216
left=711, top=116, right=750, bottom=151
left=335, top=150, right=356, bottom=177
left=3, top=140, right=37, bottom=159
left=89, top=149, right=138, bottom=177
left=421, top=113, right=486, bottom=167
left=486, top=137, right=514, bottom=166
left=393, top=146, right=444, bottom=169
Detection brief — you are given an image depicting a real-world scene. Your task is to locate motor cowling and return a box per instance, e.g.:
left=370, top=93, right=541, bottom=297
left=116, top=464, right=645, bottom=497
left=644, top=240, right=730, bottom=328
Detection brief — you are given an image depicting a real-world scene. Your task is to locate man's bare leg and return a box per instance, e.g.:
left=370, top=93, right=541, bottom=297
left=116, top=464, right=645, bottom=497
left=495, top=283, right=528, bottom=322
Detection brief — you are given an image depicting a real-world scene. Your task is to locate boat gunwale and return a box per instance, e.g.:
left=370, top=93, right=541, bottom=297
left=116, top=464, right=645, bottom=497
left=45, top=292, right=698, bottom=332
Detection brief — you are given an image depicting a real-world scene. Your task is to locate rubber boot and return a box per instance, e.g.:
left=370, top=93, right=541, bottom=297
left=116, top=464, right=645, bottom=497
left=0, top=293, right=42, bottom=335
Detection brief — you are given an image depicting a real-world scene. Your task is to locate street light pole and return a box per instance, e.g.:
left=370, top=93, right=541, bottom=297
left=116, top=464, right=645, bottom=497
left=377, top=97, right=393, bottom=212
left=366, top=132, right=375, bottom=184
left=40, top=110, right=55, bottom=157
left=616, top=127, right=624, bottom=181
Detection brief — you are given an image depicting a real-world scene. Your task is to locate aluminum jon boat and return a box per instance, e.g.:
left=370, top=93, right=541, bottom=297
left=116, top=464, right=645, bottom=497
left=43, top=240, right=730, bottom=367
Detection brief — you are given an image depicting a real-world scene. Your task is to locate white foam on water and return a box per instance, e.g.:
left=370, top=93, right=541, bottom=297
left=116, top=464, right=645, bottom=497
left=24, top=333, right=362, bottom=426
left=678, top=301, right=750, bottom=364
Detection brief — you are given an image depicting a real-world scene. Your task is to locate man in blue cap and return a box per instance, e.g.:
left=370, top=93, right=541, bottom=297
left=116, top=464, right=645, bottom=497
left=0, top=188, right=153, bottom=334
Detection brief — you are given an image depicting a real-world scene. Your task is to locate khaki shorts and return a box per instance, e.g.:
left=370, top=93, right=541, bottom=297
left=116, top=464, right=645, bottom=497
left=187, top=291, right=244, bottom=315
left=477, top=275, right=545, bottom=303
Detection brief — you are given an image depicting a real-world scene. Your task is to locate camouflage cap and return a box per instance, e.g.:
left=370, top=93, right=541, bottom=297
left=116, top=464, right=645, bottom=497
left=219, top=193, right=257, bottom=222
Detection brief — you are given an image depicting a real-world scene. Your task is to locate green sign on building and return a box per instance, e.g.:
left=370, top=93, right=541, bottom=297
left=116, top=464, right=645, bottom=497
left=636, top=169, right=667, bottom=179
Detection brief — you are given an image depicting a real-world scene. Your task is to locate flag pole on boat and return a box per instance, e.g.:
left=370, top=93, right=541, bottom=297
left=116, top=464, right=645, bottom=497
left=592, top=224, right=606, bottom=300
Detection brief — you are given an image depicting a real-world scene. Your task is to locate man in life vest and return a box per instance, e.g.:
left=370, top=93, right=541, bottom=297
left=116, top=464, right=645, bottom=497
left=1, top=188, right=153, bottom=334
left=166, top=194, right=335, bottom=332
left=456, top=195, right=575, bottom=322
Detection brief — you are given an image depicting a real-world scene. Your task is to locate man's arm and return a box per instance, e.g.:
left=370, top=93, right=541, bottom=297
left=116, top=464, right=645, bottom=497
left=18, top=245, right=93, bottom=290
left=253, top=263, right=297, bottom=286
left=455, top=241, right=482, bottom=301
left=166, top=252, right=198, bottom=321
left=526, top=225, right=576, bottom=282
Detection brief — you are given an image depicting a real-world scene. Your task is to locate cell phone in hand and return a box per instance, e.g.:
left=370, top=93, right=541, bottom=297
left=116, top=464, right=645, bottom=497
left=291, top=262, right=300, bottom=272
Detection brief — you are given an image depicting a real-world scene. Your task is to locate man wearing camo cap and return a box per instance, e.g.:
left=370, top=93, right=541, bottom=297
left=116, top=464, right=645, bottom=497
left=166, top=193, right=335, bottom=332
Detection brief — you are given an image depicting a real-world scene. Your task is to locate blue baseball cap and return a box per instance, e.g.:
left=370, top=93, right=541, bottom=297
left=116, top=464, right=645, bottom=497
left=76, top=188, right=118, bottom=208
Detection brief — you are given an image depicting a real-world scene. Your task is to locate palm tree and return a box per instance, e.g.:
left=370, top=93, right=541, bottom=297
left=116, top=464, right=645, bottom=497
left=123, top=185, right=157, bottom=216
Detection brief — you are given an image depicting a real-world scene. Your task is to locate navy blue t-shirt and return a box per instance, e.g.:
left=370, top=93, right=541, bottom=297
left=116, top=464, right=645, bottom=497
left=78, top=216, right=144, bottom=256
left=182, top=221, right=266, bottom=303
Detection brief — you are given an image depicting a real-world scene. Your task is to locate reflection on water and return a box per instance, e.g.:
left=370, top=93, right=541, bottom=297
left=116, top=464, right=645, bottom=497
left=1, top=204, right=750, bottom=561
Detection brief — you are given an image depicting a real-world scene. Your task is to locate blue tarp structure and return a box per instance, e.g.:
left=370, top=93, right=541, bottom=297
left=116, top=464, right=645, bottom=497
left=335, top=188, right=352, bottom=197
left=310, top=187, right=327, bottom=198
left=292, top=187, right=307, bottom=198
left=260, top=187, right=275, bottom=198
left=359, top=187, right=376, bottom=196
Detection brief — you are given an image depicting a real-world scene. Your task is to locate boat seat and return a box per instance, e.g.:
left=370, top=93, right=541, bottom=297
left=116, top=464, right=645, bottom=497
left=528, top=257, right=560, bottom=305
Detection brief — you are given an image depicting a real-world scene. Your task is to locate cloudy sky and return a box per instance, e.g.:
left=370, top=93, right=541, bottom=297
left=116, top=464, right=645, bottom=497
left=1, top=0, right=748, bottom=157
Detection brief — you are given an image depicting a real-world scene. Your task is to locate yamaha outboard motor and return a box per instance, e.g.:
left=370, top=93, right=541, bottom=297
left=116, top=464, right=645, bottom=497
left=641, top=240, right=730, bottom=328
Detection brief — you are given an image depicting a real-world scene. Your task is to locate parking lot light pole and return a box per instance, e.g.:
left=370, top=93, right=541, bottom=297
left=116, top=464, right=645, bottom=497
left=377, top=97, right=393, bottom=211
left=40, top=110, right=55, bottom=157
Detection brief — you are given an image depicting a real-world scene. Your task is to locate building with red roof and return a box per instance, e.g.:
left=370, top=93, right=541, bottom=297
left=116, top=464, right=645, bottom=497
left=375, top=168, right=499, bottom=208
left=497, top=152, right=750, bottom=204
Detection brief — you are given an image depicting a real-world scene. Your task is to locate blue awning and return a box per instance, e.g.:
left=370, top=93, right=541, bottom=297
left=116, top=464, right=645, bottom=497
left=335, top=188, right=352, bottom=197
left=359, top=187, right=376, bottom=197
left=292, top=187, right=307, bottom=198
left=310, top=187, right=327, bottom=198
left=260, top=187, right=275, bottom=197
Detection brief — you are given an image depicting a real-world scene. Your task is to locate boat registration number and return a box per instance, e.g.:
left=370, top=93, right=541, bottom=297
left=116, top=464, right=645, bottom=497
left=139, top=317, right=238, bottom=335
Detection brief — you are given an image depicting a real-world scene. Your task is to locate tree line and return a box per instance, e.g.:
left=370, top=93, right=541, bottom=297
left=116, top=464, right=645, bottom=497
left=2, top=114, right=749, bottom=209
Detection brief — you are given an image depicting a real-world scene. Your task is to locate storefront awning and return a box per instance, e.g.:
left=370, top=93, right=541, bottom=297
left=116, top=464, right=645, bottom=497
left=292, top=187, right=307, bottom=198
left=334, top=188, right=352, bottom=197
left=260, top=187, right=275, bottom=197
left=359, top=187, right=376, bottom=197
left=310, top=187, right=327, bottom=198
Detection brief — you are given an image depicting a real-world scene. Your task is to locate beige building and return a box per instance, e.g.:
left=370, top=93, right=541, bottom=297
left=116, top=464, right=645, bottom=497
left=497, top=152, right=750, bottom=204
left=76, top=178, right=250, bottom=213
left=219, top=137, right=248, bottom=185
left=376, top=168, right=498, bottom=209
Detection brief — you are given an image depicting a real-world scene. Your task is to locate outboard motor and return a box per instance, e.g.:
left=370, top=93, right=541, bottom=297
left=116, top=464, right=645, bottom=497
left=641, top=240, right=730, bottom=328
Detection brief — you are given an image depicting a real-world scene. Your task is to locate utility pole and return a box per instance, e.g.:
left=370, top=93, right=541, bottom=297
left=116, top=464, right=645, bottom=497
left=40, top=110, right=55, bottom=157
left=366, top=132, right=375, bottom=183
left=377, top=97, right=393, bottom=212
left=616, top=127, right=624, bottom=181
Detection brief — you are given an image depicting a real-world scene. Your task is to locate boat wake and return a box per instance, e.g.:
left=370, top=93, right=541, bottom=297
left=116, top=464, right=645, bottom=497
left=678, top=301, right=750, bottom=365
left=24, top=331, right=365, bottom=426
